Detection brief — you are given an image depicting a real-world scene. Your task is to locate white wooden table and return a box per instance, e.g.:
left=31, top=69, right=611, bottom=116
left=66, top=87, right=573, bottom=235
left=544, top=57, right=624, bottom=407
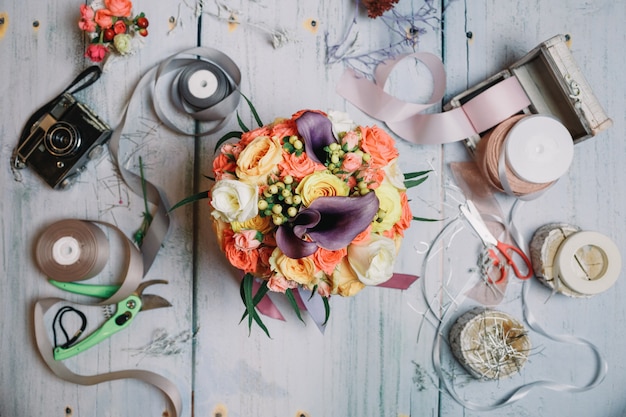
left=1, top=1, right=625, bottom=416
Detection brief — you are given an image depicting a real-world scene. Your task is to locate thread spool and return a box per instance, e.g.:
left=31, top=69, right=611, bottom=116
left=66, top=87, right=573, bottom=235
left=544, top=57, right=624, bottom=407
left=177, top=61, right=231, bottom=111
left=530, top=223, right=621, bottom=296
left=35, top=219, right=110, bottom=282
left=475, top=114, right=574, bottom=197
left=449, top=307, right=531, bottom=380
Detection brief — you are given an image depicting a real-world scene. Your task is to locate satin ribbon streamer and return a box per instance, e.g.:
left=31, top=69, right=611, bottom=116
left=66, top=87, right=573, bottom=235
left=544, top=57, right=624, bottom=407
left=108, top=47, right=241, bottom=274
left=33, top=220, right=183, bottom=417
left=336, top=52, right=531, bottom=145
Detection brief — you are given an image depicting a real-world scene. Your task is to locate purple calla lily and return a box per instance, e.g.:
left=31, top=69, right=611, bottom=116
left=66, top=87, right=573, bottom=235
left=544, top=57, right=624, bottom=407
left=276, top=192, right=380, bottom=259
left=295, top=111, right=337, bottom=164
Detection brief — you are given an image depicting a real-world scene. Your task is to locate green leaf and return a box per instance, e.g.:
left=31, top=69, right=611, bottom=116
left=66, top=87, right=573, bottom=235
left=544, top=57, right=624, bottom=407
left=240, top=92, right=264, bottom=127
left=322, top=296, right=331, bottom=326
left=404, top=170, right=432, bottom=179
left=239, top=274, right=271, bottom=337
left=404, top=176, right=429, bottom=189
left=169, top=190, right=209, bottom=212
left=412, top=216, right=439, bottom=222
left=285, top=288, right=305, bottom=324
left=237, top=112, right=249, bottom=133
left=214, top=131, right=243, bottom=153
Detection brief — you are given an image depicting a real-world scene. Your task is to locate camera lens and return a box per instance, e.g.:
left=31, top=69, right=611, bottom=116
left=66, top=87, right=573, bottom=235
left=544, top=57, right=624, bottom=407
left=45, top=122, right=81, bottom=157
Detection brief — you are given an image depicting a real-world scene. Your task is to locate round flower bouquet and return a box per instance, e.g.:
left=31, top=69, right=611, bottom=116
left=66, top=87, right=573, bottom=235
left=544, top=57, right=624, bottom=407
left=78, top=0, right=149, bottom=64
left=176, top=106, right=429, bottom=335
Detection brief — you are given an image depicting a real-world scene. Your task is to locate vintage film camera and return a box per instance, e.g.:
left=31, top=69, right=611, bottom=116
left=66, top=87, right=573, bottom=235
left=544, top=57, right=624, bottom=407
left=445, top=34, right=612, bottom=154
left=14, top=92, right=112, bottom=189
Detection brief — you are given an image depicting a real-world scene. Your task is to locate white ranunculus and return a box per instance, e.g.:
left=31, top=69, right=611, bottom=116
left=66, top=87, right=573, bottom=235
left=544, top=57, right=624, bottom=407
left=347, top=234, right=397, bottom=286
left=383, top=158, right=407, bottom=190
left=327, top=110, right=357, bottom=136
left=210, top=179, right=259, bottom=223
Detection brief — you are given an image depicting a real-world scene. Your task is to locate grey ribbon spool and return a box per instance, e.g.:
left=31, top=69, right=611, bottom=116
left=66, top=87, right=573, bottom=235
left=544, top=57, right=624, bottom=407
left=177, top=60, right=232, bottom=111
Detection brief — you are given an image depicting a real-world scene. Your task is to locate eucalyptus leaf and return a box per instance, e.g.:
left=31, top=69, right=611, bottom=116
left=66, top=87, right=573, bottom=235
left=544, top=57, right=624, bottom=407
left=403, top=170, right=431, bottom=179
left=404, top=177, right=429, bottom=189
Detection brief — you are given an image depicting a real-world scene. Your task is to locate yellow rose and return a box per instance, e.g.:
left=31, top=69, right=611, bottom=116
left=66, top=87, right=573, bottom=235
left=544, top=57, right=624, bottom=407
left=295, top=171, right=350, bottom=207
left=269, top=248, right=318, bottom=287
left=231, top=214, right=273, bottom=234
left=236, top=135, right=283, bottom=185
left=372, top=180, right=402, bottom=233
left=331, top=258, right=365, bottom=296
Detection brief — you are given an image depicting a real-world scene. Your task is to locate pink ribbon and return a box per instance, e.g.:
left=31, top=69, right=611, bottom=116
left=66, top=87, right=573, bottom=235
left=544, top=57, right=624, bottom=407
left=336, top=52, right=531, bottom=145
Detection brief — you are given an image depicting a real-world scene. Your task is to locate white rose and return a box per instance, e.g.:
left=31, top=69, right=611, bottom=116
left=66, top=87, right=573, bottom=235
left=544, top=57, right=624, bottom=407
left=327, top=110, right=357, bottom=136
left=210, top=179, right=258, bottom=223
left=347, top=234, right=397, bottom=286
left=383, top=158, right=407, bottom=190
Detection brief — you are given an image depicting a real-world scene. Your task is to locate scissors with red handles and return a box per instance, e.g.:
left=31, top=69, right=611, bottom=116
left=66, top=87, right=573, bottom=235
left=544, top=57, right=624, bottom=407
left=459, top=200, right=532, bottom=284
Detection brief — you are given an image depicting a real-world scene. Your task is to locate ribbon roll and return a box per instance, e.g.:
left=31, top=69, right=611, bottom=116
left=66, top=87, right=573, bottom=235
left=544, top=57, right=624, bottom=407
left=33, top=220, right=182, bottom=417
left=336, top=53, right=531, bottom=145
left=554, top=231, right=621, bottom=295
left=35, top=219, right=110, bottom=282
left=108, top=47, right=241, bottom=275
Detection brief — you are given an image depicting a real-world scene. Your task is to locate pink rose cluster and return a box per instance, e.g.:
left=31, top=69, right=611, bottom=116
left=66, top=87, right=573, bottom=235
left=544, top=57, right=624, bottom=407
left=78, top=0, right=150, bottom=63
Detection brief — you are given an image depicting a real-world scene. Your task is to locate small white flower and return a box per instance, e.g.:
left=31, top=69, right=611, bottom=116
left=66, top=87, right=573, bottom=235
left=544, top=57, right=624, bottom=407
left=210, top=179, right=258, bottom=223
left=327, top=110, right=357, bottom=137
left=383, top=158, right=407, bottom=190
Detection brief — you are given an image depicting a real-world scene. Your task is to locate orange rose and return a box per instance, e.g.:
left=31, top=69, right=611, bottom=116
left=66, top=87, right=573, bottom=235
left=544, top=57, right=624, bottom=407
left=105, top=0, right=132, bottom=17
left=278, top=151, right=325, bottom=181
left=360, top=125, right=399, bottom=168
left=239, top=126, right=271, bottom=147
left=224, top=241, right=260, bottom=273
left=270, top=119, right=298, bottom=139
left=351, top=224, right=372, bottom=245
left=212, top=153, right=237, bottom=180
left=94, top=9, right=113, bottom=29
left=391, top=191, right=412, bottom=237
left=313, top=247, right=347, bottom=276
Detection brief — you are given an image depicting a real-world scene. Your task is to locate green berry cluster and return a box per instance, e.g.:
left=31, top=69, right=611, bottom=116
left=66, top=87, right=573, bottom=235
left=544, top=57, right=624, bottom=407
left=282, top=135, right=304, bottom=156
left=258, top=175, right=302, bottom=225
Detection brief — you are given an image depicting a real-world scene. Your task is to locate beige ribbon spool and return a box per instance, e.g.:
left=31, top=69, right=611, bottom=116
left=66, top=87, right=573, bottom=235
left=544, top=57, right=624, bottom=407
left=35, top=219, right=110, bottom=282
left=475, top=114, right=574, bottom=198
left=33, top=219, right=182, bottom=417
left=449, top=307, right=531, bottom=380
left=530, top=223, right=621, bottom=297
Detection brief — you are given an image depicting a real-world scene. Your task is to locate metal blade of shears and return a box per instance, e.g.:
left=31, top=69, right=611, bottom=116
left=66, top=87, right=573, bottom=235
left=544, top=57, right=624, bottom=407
left=140, top=294, right=172, bottom=311
left=459, top=200, right=498, bottom=247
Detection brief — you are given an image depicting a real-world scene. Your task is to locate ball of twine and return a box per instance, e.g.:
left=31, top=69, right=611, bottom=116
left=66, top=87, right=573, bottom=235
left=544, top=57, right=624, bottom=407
left=475, top=115, right=553, bottom=196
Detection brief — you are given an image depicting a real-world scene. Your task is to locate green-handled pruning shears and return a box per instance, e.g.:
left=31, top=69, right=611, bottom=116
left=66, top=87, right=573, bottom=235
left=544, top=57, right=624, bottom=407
left=49, top=279, right=172, bottom=361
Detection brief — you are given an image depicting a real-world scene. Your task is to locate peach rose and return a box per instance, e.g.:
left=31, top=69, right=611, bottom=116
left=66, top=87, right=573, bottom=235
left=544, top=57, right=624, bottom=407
left=295, top=171, right=350, bottom=207
left=234, top=230, right=262, bottom=251
left=94, top=9, right=113, bottom=29
left=236, top=135, right=283, bottom=186
left=313, top=247, right=347, bottom=276
left=78, top=5, right=96, bottom=32
left=360, top=125, right=399, bottom=168
left=340, top=152, right=363, bottom=173
left=267, top=273, right=299, bottom=293
left=269, top=248, right=318, bottom=287
left=105, top=0, right=132, bottom=17
left=331, top=258, right=365, bottom=297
